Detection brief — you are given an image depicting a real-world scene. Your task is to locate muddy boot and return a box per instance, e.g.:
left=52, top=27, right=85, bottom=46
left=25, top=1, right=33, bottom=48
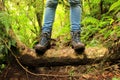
left=71, top=31, right=85, bottom=51
left=35, top=32, right=51, bottom=53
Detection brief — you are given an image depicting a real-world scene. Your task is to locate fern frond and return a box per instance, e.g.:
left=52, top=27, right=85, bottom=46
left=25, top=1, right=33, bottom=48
left=109, top=0, right=120, bottom=12
left=82, top=16, right=99, bottom=25
left=0, top=12, right=11, bottom=33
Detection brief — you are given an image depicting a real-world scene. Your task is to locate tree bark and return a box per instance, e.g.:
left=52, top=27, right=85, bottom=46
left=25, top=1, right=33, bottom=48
left=0, top=0, right=4, bottom=11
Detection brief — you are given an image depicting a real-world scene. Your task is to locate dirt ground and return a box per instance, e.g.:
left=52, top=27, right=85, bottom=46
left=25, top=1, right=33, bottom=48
left=0, top=40, right=120, bottom=80
left=0, top=60, right=120, bottom=80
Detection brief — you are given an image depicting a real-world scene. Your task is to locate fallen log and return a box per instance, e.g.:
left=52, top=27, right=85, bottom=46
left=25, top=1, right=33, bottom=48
left=18, top=46, right=120, bottom=67
left=19, top=55, right=118, bottom=67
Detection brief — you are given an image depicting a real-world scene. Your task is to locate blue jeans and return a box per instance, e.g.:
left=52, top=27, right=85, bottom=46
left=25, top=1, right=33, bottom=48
left=42, top=0, right=81, bottom=33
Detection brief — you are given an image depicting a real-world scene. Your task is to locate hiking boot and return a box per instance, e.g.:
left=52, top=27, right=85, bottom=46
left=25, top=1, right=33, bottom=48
left=71, top=31, right=85, bottom=50
left=35, top=32, right=51, bottom=52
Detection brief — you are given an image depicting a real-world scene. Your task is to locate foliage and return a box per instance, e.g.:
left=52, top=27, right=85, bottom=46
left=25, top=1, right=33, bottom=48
left=109, top=0, right=120, bottom=13
left=81, top=0, right=120, bottom=46
left=0, top=11, right=16, bottom=73
left=5, top=0, right=43, bottom=47
left=0, top=11, right=10, bottom=55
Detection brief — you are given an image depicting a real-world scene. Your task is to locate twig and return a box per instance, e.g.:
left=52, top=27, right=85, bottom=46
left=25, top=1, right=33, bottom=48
left=103, top=63, right=120, bottom=71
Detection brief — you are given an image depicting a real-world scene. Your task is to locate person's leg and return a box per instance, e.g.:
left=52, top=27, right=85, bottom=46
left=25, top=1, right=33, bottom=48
left=42, top=0, right=58, bottom=33
left=35, top=0, right=58, bottom=53
left=69, top=0, right=85, bottom=50
left=69, top=0, right=81, bottom=32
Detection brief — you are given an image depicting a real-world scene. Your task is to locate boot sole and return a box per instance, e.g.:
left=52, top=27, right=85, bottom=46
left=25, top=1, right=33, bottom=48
left=72, top=45, right=85, bottom=54
left=35, top=44, right=51, bottom=55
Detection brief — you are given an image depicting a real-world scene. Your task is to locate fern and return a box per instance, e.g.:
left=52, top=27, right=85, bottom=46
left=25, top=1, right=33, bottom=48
left=104, top=0, right=117, bottom=4
left=82, top=16, right=99, bottom=25
left=109, top=0, right=120, bottom=12
left=0, top=12, right=11, bottom=33
left=0, top=11, right=15, bottom=71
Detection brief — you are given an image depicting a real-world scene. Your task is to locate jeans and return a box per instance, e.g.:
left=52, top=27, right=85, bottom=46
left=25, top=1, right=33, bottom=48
left=42, top=0, right=81, bottom=33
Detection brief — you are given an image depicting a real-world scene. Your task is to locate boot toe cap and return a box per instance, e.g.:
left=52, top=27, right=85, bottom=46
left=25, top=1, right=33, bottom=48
left=74, top=42, right=85, bottom=50
left=35, top=44, right=45, bottom=50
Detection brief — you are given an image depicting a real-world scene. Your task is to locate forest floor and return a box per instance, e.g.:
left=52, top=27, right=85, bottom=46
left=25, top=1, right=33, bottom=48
left=0, top=39, right=120, bottom=80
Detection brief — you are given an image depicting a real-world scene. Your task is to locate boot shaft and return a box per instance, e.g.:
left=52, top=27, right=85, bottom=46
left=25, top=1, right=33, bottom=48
left=71, top=31, right=80, bottom=43
left=71, top=31, right=85, bottom=50
left=39, top=32, right=51, bottom=46
left=35, top=32, right=51, bottom=53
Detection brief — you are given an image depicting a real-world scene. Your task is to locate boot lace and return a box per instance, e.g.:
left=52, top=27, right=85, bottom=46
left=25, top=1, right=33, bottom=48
left=73, top=32, right=80, bottom=43
left=40, top=32, right=50, bottom=46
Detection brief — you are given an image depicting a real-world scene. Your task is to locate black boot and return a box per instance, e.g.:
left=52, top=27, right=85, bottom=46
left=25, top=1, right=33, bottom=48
left=35, top=32, right=51, bottom=53
left=71, top=31, right=85, bottom=51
